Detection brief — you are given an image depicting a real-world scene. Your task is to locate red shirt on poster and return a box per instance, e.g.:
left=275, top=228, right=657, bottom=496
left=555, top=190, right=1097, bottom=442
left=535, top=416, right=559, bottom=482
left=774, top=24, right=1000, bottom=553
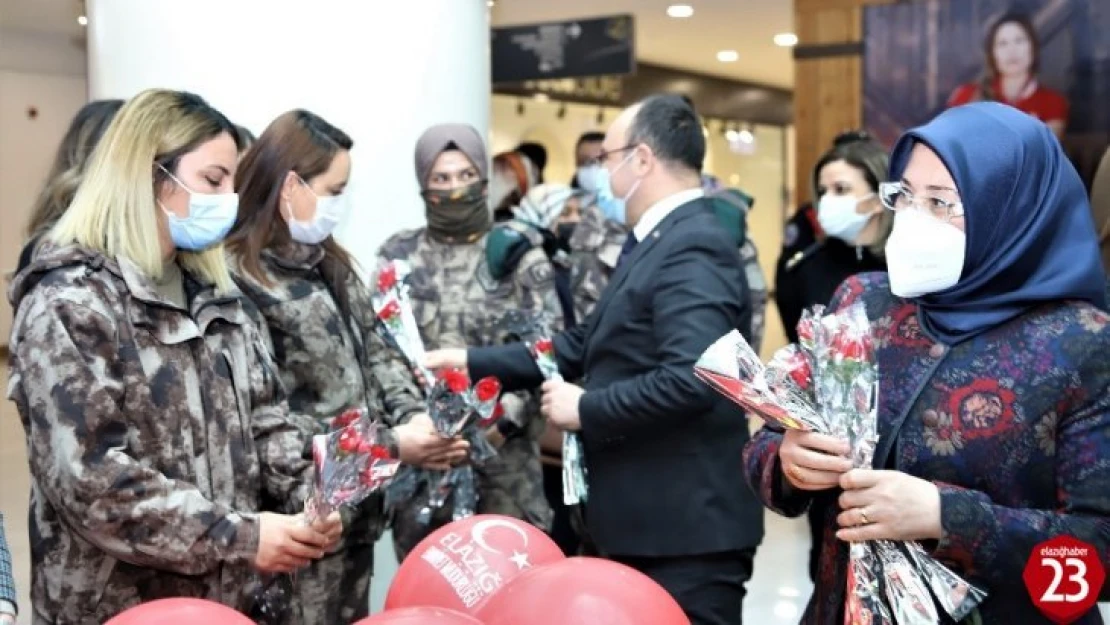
left=948, top=79, right=1069, bottom=125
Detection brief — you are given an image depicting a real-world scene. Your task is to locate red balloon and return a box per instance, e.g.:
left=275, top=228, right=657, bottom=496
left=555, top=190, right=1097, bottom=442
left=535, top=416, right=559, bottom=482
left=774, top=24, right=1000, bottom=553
left=476, top=557, right=690, bottom=625
left=385, top=514, right=565, bottom=614
left=355, top=606, right=485, bottom=624
left=106, top=598, right=254, bottom=625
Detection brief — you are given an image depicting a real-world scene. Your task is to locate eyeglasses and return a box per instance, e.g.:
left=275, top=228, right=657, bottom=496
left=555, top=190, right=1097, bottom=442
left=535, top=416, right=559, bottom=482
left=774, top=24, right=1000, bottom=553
left=585, top=144, right=638, bottom=168
left=879, top=181, right=965, bottom=223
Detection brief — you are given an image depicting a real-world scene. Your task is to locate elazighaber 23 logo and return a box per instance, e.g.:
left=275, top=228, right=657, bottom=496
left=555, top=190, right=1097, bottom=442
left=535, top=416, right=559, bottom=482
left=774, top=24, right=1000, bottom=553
left=1023, top=535, right=1106, bottom=624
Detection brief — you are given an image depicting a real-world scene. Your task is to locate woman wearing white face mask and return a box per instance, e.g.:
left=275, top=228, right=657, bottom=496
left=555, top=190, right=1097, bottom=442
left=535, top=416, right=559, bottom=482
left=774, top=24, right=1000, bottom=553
left=747, top=102, right=1110, bottom=624
left=776, top=132, right=893, bottom=347
left=225, top=110, right=469, bottom=625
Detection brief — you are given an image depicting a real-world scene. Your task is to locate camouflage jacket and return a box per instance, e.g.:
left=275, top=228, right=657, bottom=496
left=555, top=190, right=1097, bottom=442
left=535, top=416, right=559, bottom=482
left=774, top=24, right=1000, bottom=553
left=231, top=243, right=427, bottom=544
left=569, top=200, right=769, bottom=352
left=376, top=227, right=560, bottom=529
left=6, top=245, right=311, bottom=624
left=231, top=243, right=424, bottom=434
left=566, top=204, right=628, bottom=323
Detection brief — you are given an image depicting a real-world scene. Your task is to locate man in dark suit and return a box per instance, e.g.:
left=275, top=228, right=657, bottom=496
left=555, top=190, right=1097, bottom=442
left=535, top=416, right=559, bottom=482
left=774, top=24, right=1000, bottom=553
left=425, top=94, right=764, bottom=625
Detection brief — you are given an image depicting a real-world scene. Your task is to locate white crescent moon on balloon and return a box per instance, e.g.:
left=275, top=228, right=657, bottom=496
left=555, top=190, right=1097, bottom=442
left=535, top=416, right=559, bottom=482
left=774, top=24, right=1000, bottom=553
left=470, top=518, right=530, bottom=555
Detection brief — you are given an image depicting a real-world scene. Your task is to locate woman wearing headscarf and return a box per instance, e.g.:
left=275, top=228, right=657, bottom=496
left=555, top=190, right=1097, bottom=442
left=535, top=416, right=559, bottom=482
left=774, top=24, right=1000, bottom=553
left=377, top=123, right=561, bottom=559
left=744, top=102, right=1109, bottom=623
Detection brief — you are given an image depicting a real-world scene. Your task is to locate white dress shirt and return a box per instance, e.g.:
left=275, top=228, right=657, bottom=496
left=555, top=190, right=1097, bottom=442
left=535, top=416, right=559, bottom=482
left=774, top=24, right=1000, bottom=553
left=631, top=187, right=706, bottom=242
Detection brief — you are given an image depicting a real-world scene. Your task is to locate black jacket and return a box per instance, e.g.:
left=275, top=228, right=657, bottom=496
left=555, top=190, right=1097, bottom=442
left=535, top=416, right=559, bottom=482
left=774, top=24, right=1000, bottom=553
left=773, top=205, right=886, bottom=343
left=469, top=197, right=765, bottom=557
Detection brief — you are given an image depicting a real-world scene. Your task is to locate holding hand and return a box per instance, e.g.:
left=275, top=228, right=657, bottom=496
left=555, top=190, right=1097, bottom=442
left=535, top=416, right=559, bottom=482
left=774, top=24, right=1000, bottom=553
left=836, top=469, right=942, bottom=542
left=423, top=349, right=468, bottom=376
left=395, top=412, right=469, bottom=471
left=254, top=512, right=331, bottom=573
left=778, top=429, right=853, bottom=491
left=310, top=511, right=344, bottom=553
left=541, top=380, right=584, bottom=431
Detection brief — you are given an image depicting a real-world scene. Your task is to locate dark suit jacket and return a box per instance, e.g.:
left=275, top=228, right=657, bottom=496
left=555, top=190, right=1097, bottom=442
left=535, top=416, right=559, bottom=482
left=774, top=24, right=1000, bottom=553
left=469, top=196, right=765, bottom=557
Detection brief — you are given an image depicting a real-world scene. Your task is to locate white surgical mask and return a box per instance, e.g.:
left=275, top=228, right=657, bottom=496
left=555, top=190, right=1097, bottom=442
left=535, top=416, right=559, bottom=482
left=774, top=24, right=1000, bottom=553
left=288, top=192, right=348, bottom=245
left=818, top=193, right=876, bottom=242
left=159, top=166, right=238, bottom=251
left=885, top=208, right=966, bottom=298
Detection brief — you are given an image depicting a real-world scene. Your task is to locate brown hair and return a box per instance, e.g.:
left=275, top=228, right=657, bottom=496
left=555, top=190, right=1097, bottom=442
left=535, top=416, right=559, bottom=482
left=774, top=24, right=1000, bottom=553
left=812, top=130, right=894, bottom=257
left=26, top=99, right=124, bottom=238
left=979, top=13, right=1040, bottom=101
left=225, top=110, right=356, bottom=306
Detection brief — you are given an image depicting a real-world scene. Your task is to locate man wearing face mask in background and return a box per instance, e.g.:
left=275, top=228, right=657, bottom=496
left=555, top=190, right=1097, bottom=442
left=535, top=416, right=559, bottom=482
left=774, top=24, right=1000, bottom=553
left=377, top=123, right=562, bottom=559
left=567, top=131, right=636, bottom=324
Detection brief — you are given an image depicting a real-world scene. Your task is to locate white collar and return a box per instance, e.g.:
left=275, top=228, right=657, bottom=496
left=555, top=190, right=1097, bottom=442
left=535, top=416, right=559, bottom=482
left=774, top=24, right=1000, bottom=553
left=631, top=188, right=705, bottom=242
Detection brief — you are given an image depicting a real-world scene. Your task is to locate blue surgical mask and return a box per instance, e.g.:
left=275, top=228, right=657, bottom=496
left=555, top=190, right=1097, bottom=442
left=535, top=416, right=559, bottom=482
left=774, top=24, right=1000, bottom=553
left=159, top=166, right=239, bottom=251
left=596, top=166, right=626, bottom=223
left=595, top=153, right=640, bottom=225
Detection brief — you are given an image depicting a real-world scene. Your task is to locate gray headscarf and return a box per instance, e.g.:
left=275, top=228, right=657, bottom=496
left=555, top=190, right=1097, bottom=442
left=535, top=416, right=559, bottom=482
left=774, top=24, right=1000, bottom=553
left=414, top=123, right=488, bottom=189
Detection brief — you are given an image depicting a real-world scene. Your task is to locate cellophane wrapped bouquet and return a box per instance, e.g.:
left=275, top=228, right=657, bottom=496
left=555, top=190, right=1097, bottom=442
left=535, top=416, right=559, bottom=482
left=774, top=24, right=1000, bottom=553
left=695, top=302, right=985, bottom=625
left=371, top=259, right=505, bottom=524
left=372, top=259, right=435, bottom=386
left=252, top=407, right=401, bottom=623
left=496, top=310, right=588, bottom=505
left=384, top=369, right=503, bottom=524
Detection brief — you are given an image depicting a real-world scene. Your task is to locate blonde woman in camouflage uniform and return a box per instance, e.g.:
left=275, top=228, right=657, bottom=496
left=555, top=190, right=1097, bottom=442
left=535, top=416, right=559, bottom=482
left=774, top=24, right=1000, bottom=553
left=6, top=89, right=340, bottom=624
left=377, top=123, right=561, bottom=560
left=225, top=110, right=468, bottom=624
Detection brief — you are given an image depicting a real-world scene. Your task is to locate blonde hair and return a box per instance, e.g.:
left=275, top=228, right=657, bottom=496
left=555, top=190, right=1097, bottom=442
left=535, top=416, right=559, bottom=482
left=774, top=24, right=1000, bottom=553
left=49, top=89, right=239, bottom=292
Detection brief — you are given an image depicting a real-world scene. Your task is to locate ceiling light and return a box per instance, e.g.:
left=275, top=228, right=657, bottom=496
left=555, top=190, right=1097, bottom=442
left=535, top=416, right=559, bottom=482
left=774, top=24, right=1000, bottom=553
left=77, top=15, right=88, bottom=26
left=725, top=129, right=740, bottom=142
left=717, top=50, right=739, bottom=62
left=738, top=129, right=755, bottom=143
left=774, top=32, right=799, bottom=47
left=532, top=93, right=550, bottom=103
left=666, top=4, right=694, bottom=18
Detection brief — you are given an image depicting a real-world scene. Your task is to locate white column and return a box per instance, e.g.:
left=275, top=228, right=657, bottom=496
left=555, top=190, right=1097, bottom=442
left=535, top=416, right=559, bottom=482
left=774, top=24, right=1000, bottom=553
left=86, top=0, right=491, bottom=268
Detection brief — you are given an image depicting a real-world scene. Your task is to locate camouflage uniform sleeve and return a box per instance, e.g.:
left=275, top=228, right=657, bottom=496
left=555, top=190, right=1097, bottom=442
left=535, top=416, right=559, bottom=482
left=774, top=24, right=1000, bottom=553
left=505, top=250, right=565, bottom=430
left=365, top=329, right=425, bottom=425
left=243, top=321, right=314, bottom=513
left=239, top=292, right=321, bottom=442
left=12, top=295, right=259, bottom=575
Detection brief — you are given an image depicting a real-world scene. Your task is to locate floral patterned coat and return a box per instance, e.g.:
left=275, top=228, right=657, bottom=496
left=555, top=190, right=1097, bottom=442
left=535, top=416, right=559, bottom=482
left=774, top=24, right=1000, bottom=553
left=744, top=273, right=1110, bottom=624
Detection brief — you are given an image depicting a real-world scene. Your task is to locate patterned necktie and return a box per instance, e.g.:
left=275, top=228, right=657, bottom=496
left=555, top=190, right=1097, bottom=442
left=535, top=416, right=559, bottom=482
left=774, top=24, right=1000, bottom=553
left=616, top=232, right=638, bottom=269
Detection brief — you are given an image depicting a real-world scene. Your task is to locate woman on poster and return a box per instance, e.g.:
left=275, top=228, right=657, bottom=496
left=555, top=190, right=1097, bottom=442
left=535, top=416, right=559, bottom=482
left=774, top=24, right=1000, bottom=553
left=948, top=13, right=1069, bottom=139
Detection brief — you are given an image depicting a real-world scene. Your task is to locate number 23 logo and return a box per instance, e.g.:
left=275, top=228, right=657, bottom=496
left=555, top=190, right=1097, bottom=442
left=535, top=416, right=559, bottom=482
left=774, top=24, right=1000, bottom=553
left=1041, top=557, right=1090, bottom=603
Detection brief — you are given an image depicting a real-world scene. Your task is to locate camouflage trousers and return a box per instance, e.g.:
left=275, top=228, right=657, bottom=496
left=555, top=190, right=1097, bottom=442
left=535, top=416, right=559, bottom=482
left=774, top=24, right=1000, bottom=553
left=391, top=437, right=553, bottom=561
left=294, top=540, right=374, bottom=625
left=297, top=495, right=386, bottom=624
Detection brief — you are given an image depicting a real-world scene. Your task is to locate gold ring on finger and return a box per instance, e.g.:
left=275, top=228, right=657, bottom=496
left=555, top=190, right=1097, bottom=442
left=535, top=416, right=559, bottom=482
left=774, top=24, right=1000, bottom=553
left=859, top=508, right=871, bottom=525
left=788, top=464, right=805, bottom=482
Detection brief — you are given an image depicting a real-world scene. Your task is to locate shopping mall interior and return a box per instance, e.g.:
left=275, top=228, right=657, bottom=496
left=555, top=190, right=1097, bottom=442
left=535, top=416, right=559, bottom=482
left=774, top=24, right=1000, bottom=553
left=1, top=0, right=1108, bottom=623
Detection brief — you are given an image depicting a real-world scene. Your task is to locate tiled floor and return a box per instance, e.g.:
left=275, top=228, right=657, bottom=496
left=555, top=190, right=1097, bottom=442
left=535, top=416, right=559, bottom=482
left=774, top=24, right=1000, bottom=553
left=2, top=366, right=1106, bottom=623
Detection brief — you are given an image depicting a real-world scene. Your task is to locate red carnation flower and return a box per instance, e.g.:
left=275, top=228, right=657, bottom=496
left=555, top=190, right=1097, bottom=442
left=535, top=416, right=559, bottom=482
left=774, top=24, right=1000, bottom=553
left=474, top=377, right=501, bottom=403
left=533, top=338, right=554, bottom=357
left=377, top=264, right=398, bottom=293
left=378, top=299, right=401, bottom=321
left=332, top=408, right=362, bottom=429
left=439, top=368, right=470, bottom=394
left=337, top=428, right=363, bottom=454
left=787, top=354, right=813, bottom=390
